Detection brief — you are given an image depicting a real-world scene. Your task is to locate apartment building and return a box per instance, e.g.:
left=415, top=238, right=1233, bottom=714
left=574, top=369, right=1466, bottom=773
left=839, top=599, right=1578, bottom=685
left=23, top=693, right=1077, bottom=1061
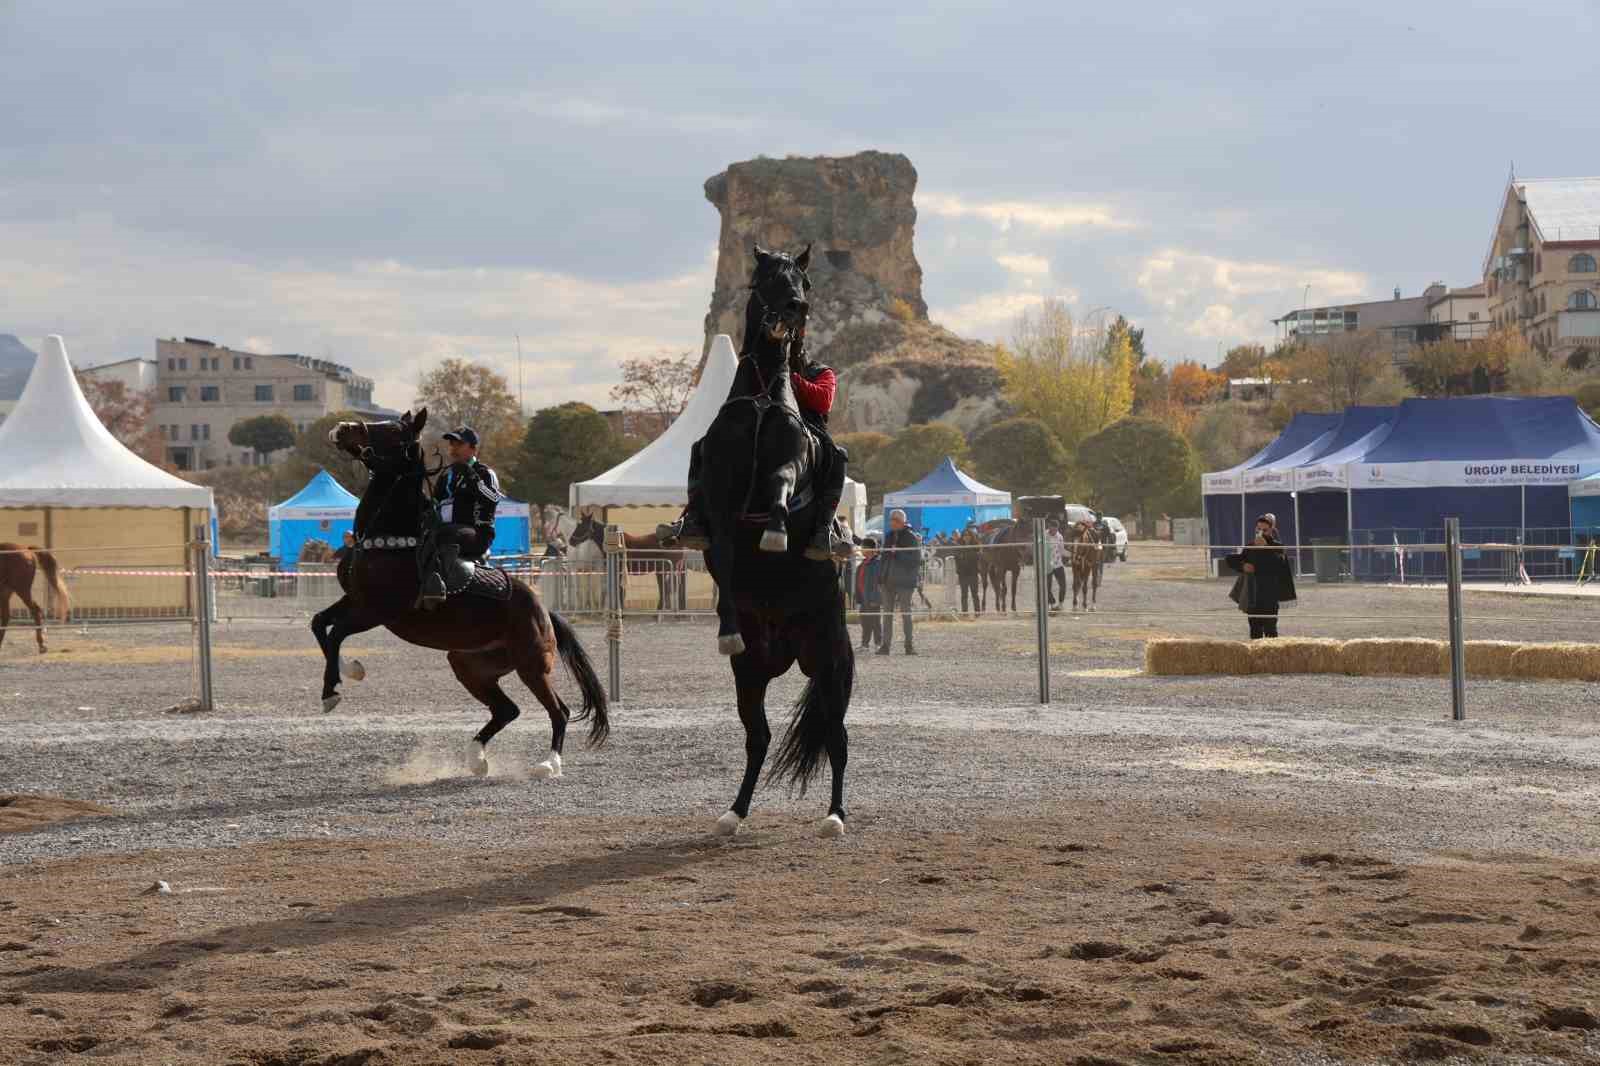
left=149, top=338, right=389, bottom=471
left=1483, top=175, right=1600, bottom=364
left=78, top=357, right=159, bottom=393
left=1271, top=281, right=1483, bottom=362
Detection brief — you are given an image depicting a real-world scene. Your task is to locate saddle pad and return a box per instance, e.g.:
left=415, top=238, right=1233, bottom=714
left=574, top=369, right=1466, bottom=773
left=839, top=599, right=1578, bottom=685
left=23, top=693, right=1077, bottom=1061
left=463, top=565, right=515, bottom=602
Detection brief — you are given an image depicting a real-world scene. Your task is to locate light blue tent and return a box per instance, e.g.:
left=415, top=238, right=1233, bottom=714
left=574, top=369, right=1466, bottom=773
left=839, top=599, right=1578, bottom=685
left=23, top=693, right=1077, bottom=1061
left=882, top=457, right=1011, bottom=537
left=268, top=470, right=358, bottom=570
left=489, top=499, right=532, bottom=557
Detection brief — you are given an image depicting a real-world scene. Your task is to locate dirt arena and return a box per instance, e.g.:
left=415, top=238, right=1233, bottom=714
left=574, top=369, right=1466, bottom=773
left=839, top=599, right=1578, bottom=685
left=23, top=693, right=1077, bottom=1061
left=4, top=547, right=1600, bottom=1065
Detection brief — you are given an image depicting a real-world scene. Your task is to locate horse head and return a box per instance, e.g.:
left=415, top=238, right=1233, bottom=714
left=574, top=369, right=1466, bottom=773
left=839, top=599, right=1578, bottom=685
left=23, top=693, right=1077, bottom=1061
left=744, top=244, right=812, bottom=354
left=331, top=407, right=428, bottom=473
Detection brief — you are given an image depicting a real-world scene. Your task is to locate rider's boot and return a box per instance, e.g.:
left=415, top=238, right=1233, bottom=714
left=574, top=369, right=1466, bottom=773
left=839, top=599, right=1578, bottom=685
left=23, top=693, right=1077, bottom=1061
left=419, top=543, right=454, bottom=610
left=805, top=444, right=852, bottom=562
left=658, top=443, right=710, bottom=550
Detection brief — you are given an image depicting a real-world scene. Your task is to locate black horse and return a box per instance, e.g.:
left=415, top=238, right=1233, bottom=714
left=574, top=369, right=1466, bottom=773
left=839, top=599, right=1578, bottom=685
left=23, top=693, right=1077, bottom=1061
left=982, top=520, right=1034, bottom=614
left=310, top=409, right=608, bottom=780
left=696, top=244, right=854, bottom=840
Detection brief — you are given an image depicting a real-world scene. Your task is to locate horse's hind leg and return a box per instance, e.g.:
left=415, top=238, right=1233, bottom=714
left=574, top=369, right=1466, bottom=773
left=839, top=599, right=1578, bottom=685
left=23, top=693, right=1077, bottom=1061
left=23, top=594, right=45, bottom=653
left=0, top=594, right=9, bottom=653
left=515, top=658, right=569, bottom=780
left=448, top=649, right=518, bottom=777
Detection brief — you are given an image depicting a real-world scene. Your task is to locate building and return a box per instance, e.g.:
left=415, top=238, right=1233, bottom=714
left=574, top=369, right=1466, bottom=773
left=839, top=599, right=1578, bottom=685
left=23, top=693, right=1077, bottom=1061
left=78, top=357, right=159, bottom=393
left=1273, top=282, right=1486, bottom=363
left=149, top=338, right=388, bottom=471
left=1482, top=175, right=1600, bottom=365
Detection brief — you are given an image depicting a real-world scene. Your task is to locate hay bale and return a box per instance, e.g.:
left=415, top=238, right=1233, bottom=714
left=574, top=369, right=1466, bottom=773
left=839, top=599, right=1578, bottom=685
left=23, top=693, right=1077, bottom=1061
left=1144, top=639, right=1252, bottom=676
left=1340, top=638, right=1447, bottom=677
left=1463, top=640, right=1522, bottom=680
left=1248, top=638, right=1345, bottom=675
left=1509, top=643, right=1600, bottom=682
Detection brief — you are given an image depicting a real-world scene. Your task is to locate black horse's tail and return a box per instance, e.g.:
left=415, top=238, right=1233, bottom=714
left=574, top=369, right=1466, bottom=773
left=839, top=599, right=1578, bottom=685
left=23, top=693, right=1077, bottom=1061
left=550, top=610, right=611, bottom=747
left=771, top=601, right=854, bottom=795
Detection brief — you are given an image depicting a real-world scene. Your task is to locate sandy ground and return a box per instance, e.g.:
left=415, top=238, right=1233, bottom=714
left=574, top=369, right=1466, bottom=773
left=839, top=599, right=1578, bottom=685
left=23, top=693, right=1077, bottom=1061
left=3, top=548, right=1600, bottom=1064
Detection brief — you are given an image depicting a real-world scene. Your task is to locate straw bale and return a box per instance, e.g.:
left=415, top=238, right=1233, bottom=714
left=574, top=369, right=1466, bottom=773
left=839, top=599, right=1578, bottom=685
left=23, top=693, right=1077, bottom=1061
left=1247, top=638, right=1345, bottom=675
left=1462, top=640, right=1522, bottom=680
left=1339, top=638, right=1447, bottom=677
left=1144, top=639, right=1252, bottom=676
left=1508, top=642, right=1600, bottom=682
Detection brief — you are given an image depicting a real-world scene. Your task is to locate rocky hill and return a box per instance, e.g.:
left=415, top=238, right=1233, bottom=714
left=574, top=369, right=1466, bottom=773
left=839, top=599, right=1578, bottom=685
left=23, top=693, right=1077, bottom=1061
left=701, top=152, right=1004, bottom=435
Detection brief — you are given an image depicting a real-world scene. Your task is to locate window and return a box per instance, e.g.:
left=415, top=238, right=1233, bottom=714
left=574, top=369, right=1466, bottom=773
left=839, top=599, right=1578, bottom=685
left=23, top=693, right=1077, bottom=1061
left=178, top=357, right=188, bottom=370
left=255, top=384, right=274, bottom=402
left=167, top=386, right=186, bottom=402
left=1571, top=254, right=1598, bottom=274
left=1571, top=290, right=1597, bottom=311
left=200, top=385, right=219, bottom=402
left=190, top=424, right=200, bottom=441
left=202, top=424, right=211, bottom=440
left=244, top=357, right=253, bottom=370
left=167, top=358, right=175, bottom=371
left=1469, top=311, right=1480, bottom=321
left=233, top=357, right=241, bottom=370
left=293, top=384, right=314, bottom=402
left=1536, top=254, right=1542, bottom=274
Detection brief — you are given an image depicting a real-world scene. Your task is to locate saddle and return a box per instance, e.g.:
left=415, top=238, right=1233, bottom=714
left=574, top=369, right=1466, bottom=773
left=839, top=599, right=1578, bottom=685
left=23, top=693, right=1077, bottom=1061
left=439, top=557, right=515, bottom=603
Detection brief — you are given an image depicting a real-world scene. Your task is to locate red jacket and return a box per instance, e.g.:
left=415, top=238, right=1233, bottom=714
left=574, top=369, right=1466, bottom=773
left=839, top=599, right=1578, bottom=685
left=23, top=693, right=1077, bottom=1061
left=791, top=366, right=836, bottom=416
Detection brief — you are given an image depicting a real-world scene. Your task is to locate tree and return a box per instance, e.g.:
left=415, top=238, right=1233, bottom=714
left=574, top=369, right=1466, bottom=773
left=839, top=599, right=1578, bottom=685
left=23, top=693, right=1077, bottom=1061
left=229, top=413, right=297, bottom=460
left=1188, top=401, right=1275, bottom=473
left=1276, top=332, right=1411, bottom=415
left=1405, top=337, right=1509, bottom=397
left=1219, top=344, right=1269, bottom=382
left=610, top=350, right=697, bottom=440
left=1078, top=417, right=1196, bottom=528
left=415, top=358, right=522, bottom=442
left=863, top=422, right=968, bottom=502
left=275, top=410, right=368, bottom=495
left=969, top=418, right=1072, bottom=497
left=835, top=431, right=892, bottom=476
left=74, top=372, right=168, bottom=468
left=1106, top=314, right=1147, bottom=364
left=999, top=298, right=1134, bottom=458
left=1577, top=381, right=1600, bottom=422
left=515, top=402, right=630, bottom=508
left=1132, top=360, right=1169, bottom=413
left=1168, top=361, right=1225, bottom=406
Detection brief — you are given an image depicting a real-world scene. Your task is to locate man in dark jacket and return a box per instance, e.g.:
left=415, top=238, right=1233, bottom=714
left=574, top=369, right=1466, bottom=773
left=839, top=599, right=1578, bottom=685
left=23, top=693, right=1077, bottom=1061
left=954, top=522, right=984, bottom=616
left=878, top=509, right=922, bottom=655
left=1225, top=513, right=1296, bottom=638
left=419, top=427, right=503, bottom=610
left=854, top=537, right=885, bottom=650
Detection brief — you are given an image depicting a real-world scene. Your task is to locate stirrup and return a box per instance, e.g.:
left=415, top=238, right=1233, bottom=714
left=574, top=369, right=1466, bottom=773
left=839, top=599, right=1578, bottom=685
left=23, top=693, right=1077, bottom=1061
left=659, top=515, right=709, bottom=550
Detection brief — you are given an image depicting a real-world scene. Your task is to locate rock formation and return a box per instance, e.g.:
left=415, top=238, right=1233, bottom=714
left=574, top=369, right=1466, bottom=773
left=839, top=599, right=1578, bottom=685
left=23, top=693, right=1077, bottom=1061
left=701, top=152, right=1005, bottom=435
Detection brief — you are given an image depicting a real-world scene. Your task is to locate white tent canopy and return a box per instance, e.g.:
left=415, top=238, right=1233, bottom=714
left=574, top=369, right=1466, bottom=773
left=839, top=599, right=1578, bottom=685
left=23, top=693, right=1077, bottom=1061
left=571, top=334, right=865, bottom=522
left=0, top=335, right=214, bottom=510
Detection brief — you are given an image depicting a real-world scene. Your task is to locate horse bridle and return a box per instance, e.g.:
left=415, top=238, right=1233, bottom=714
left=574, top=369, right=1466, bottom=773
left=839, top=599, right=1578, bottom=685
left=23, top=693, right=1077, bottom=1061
left=347, top=429, right=436, bottom=548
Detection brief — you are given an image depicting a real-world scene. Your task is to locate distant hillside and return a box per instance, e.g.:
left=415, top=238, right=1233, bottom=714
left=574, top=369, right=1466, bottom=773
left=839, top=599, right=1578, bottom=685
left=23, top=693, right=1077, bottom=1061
left=0, top=335, right=36, bottom=401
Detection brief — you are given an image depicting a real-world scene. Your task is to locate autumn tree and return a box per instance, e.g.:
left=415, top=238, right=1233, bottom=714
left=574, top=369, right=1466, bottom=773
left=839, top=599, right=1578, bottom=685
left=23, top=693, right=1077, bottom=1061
left=610, top=350, right=697, bottom=440
left=515, top=402, right=631, bottom=509
left=863, top=422, right=968, bottom=503
left=415, top=358, right=523, bottom=443
left=1188, top=401, right=1275, bottom=473
left=1219, top=344, right=1270, bottom=382
left=1077, top=417, right=1196, bottom=528
left=74, top=373, right=168, bottom=467
left=1106, top=314, right=1147, bottom=364
left=229, top=414, right=297, bottom=461
left=271, top=410, right=369, bottom=495
left=835, top=431, right=892, bottom=477
left=1132, top=361, right=1169, bottom=413
left=969, top=418, right=1072, bottom=497
left=1276, top=332, right=1411, bottom=415
left=1168, top=361, right=1225, bottom=406
left=999, top=298, right=1134, bottom=458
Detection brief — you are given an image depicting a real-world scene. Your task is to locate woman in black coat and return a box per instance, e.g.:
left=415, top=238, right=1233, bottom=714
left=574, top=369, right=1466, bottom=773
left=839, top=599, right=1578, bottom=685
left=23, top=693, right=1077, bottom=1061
left=1225, top=515, right=1297, bottom=639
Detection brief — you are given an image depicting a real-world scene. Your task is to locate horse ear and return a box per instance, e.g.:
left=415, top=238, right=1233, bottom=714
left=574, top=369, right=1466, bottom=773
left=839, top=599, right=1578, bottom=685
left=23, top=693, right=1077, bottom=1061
left=795, top=243, right=812, bottom=272
left=400, top=409, right=412, bottom=424
left=413, top=407, right=428, bottom=434
left=752, top=244, right=770, bottom=263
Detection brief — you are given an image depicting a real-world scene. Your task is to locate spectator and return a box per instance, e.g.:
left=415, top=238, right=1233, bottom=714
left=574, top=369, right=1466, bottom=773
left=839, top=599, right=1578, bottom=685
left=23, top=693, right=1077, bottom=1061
left=855, top=537, right=885, bottom=650
left=879, top=509, right=922, bottom=655
left=954, top=522, right=983, bottom=616
left=1225, top=514, right=1296, bottom=639
left=1046, top=519, right=1068, bottom=610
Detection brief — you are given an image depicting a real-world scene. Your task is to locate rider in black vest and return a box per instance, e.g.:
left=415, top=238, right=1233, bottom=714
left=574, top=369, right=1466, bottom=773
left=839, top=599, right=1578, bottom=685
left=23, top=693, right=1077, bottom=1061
left=419, top=426, right=503, bottom=610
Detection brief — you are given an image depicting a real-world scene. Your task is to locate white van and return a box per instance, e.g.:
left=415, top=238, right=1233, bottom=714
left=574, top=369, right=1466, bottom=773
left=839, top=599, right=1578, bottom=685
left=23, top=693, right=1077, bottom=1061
left=1102, top=516, right=1129, bottom=562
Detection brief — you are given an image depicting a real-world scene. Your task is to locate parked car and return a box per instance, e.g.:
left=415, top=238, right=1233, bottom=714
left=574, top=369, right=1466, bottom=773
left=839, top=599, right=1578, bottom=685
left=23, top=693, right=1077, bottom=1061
left=1101, top=516, right=1129, bottom=562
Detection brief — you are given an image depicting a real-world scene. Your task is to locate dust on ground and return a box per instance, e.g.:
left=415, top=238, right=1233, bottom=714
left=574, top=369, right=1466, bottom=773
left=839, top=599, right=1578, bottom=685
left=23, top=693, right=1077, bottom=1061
left=0, top=795, right=115, bottom=835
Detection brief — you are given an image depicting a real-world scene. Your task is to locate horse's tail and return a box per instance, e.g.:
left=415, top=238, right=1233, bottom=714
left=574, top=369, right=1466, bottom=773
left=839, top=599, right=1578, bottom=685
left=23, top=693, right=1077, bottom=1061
left=771, top=597, right=854, bottom=796
left=549, top=610, right=610, bottom=747
left=33, top=549, right=70, bottom=622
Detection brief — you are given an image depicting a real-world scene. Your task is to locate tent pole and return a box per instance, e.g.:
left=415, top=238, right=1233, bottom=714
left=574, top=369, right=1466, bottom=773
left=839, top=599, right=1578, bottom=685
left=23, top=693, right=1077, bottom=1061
left=1293, top=491, right=1302, bottom=575
left=1346, top=487, right=1354, bottom=580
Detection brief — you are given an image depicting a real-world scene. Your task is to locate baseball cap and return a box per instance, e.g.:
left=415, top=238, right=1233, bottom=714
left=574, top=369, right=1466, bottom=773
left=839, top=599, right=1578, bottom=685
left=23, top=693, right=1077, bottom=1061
left=442, top=427, right=480, bottom=446
left=1257, top=512, right=1277, bottom=526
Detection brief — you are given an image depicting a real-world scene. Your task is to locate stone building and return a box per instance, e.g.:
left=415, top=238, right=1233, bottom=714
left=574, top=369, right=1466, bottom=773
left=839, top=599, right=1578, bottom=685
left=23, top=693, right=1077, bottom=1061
left=1271, top=282, right=1482, bottom=363
left=149, top=337, right=388, bottom=471
left=1482, top=175, right=1600, bottom=364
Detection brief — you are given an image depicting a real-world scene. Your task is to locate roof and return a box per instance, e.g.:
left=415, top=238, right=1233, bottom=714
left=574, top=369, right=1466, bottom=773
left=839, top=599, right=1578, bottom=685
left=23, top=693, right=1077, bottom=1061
left=1291, top=406, right=1399, bottom=491
left=1426, top=284, right=1485, bottom=307
left=271, top=470, right=359, bottom=515
left=1519, top=176, right=1600, bottom=244
left=571, top=334, right=866, bottom=509
left=1349, top=396, right=1600, bottom=489
left=884, top=457, right=1010, bottom=507
left=1203, top=412, right=1341, bottom=495
left=0, top=336, right=215, bottom=509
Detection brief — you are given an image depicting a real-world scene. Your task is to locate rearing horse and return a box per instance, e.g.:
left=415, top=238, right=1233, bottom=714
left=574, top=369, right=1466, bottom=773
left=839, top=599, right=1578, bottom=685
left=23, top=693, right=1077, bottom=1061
left=695, top=244, right=854, bottom=840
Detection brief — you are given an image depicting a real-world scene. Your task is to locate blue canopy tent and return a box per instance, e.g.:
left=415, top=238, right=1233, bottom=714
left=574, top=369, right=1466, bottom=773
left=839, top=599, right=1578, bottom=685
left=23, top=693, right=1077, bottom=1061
left=1202, top=413, right=1340, bottom=557
left=1285, top=406, right=1398, bottom=569
left=881, top=457, right=1011, bottom=537
left=489, top=499, right=532, bottom=558
left=1347, top=396, right=1600, bottom=579
left=1570, top=471, right=1600, bottom=538
left=268, top=470, right=358, bottom=570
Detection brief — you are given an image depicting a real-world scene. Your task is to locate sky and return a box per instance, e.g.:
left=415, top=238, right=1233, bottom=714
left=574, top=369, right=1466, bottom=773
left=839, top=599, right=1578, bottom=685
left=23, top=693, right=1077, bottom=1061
left=2, top=1, right=1596, bottom=413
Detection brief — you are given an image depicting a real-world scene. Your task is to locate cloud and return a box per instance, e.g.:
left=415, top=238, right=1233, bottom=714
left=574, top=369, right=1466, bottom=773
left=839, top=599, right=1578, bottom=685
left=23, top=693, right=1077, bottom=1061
left=930, top=289, right=1081, bottom=340
left=995, top=253, right=1052, bottom=277
left=1134, top=247, right=1369, bottom=343
left=919, top=192, right=1138, bottom=232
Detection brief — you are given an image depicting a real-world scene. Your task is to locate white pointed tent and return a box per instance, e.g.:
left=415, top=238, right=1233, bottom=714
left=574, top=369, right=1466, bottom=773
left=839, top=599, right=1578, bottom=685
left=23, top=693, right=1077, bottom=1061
left=570, top=334, right=867, bottom=533
left=0, top=336, right=215, bottom=618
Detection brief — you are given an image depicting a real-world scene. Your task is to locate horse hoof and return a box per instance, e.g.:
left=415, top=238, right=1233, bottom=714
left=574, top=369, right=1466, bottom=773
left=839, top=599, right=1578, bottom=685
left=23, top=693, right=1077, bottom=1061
left=321, top=695, right=341, bottom=714
left=718, top=633, right=746, bottom=657
left=817, top=814, right=846, bottom=839
left=532, top=751, right=562, bottom=780
left=759, top=530, right=788, bottom=553
left=467, top=740, right=490, bottom=777
left=340, top=656, right=366, bottom=681
left=715, top=811, right=744, bottom=837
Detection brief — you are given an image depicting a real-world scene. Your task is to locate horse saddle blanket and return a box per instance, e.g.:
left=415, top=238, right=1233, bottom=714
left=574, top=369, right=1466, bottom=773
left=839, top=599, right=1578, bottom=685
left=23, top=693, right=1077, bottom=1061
left=448, top=563, right=516, bottom=603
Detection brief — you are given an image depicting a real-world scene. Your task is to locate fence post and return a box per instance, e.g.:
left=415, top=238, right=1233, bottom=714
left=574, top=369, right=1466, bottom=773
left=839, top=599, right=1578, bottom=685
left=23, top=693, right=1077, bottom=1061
left=1032, top=517, right=1051, bottom=705
left=1445, top=517, right=1466, bottom=722
left=193, top=528, right=216, bottom=713
left=604, top=524, right=624, bottom=703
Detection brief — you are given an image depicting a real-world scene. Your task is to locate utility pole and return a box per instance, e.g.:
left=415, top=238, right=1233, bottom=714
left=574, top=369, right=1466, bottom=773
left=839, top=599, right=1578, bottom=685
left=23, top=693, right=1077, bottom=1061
left=516, top=334, right=525, bottom=416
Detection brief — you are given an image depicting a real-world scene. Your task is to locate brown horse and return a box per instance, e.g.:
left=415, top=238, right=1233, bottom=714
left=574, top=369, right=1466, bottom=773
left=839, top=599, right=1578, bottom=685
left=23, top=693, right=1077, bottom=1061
left=0, top=544, right=70, bottom=654
left=981, top=520, right=1033, bottom=614
left=310, top=410, right=608, bottom=781
left=570, top=515, right=689, bottom=613
left=1069, top=521, right=1103, bottom=612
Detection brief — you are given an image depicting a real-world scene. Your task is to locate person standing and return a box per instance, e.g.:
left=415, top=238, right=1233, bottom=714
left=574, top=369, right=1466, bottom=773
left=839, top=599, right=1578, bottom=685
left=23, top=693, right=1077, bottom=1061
left=1225, top=514, right=1296, bottom=639
left=879, top=509, right=922, bottom=655
left=954, top=522, right=983, bottom=617
left=1046, top=519, right=1068, bottom=611
left=854, top=537, right=885, bottom=650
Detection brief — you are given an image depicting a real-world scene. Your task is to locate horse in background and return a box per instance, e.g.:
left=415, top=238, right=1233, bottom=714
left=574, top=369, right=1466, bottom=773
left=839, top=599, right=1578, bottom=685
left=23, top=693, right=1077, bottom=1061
left=981, top=521, right=1033, bottom=614
left=0, top=544, right=70, bottom=654
left=1069, top=520, right=1103, bottom=612
left=569, top=515, right=689, bottom=613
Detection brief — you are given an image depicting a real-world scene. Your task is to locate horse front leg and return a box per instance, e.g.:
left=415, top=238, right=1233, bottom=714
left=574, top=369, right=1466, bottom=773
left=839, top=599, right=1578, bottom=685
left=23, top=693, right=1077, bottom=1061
left=311, top=599, right=376, bottom=713
left=759, top=464, right=797, bottom=554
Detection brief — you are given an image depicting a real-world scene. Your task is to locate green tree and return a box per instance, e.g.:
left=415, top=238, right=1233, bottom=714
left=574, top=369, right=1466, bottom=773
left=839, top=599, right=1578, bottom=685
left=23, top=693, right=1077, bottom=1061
left=1277, top=331, right=1412, bottom=415
left=1106, top=314, right=1147, bottom=364
left=999, top=298, right=1134, bottom=457
left=835, top=431, right=892, bottom=475
left=1188, top=401, right=1275, bottom=473
left=863, top=422, right=968, bottom=502
left=229, top=413, right=297, bottom=461
left=275, top=410, right=368, bottom=495
left=1576, top=381, right=1600, bottom=422
left=415, top=358, right=523, bottom=442
left=1078, top=417, right=1196, bottom=528
left=969, top=418, right=1073, bottom=497
left=516, top=402, right=629, bottom=508
left=1220, top=343, right=1269, bottom=382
